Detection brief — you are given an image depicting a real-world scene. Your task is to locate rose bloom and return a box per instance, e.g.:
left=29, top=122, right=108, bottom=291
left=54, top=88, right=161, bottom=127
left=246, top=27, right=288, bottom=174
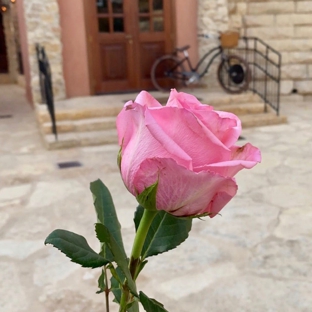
left=117, top=89, right=261, bottom=217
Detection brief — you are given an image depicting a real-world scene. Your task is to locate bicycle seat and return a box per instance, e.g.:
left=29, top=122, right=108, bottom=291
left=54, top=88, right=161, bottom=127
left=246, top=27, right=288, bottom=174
left=175, top=45, right=190, bottom=52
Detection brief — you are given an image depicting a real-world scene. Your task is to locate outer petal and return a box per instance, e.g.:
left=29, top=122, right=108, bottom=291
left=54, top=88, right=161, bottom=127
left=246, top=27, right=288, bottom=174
left=192, top=110, right=241, bottom=148
left=145, top=106, right=231, bottom=168
left=133, top=158, right=238, bottom=217
left=195, top=143, right=261, bottom=177
left=116, top=103, right=193, bottom=193
left=134, top=90, right=162, bottom=108
left=167, top=89, right=213, bottom=111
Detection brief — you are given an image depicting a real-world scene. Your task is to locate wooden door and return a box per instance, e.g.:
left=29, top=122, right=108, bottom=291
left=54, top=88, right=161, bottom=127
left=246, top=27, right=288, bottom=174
left=91, top=0, right=174, bottom=93
left=0, top=12, right=8, bottom=73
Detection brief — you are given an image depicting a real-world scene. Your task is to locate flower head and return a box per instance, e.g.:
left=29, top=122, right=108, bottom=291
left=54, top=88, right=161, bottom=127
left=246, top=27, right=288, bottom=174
left=117, top=90, right=261, bottom=217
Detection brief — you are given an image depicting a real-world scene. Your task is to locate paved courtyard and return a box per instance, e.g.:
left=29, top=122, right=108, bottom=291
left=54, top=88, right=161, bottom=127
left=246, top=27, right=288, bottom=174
left=0, top=85, right=311, bottom=312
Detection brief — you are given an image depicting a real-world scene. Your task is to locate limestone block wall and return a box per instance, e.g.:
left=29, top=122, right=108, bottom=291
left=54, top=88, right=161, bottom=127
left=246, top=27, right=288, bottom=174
left=197, top=0, right=229, bottom=88
left=23, top=0, right=65, bottom=102
left=228, top=0, right=312, bottom=95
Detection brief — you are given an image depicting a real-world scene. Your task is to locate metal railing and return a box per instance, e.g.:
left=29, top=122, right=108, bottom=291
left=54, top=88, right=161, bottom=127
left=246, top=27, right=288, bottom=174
left=36, top=44, right=57, bottom=140
left=226, top=37, right=282, bottom=116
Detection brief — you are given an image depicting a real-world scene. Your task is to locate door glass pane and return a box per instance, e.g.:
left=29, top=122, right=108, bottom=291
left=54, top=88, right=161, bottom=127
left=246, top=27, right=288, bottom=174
left=139, top=17, right=150, bottom=32
left=112, top=0, right=123, bottom=13
left=153, top=0, right=163, bottom=13
left=98, top=18, right=109, bottom=32
left=113, top=18, right=124, bottom=32
left=97, top=0, right=108, bottom=13
left=139, top=0, right=149, bottom=13
left=153, top=16, right=163, bottom=31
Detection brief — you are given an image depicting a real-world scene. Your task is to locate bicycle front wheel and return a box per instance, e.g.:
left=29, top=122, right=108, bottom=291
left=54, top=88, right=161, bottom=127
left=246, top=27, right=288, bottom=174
left=217, top=54, right=251, bottom=94
left=151, top=55, right=186, bottom=92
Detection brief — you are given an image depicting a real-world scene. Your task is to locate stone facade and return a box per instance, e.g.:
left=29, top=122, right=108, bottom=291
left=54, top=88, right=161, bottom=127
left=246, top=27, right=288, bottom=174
left=23, top=0, right=65, bottom=102
left=4, top=0, right=311, bottom=99
left=228, top=0, right=312, bottom=95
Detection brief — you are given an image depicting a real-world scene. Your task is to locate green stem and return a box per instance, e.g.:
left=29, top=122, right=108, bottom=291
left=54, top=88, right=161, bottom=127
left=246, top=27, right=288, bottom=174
left=104, top=266, right=110, bottom=312
left=119, top=288, right=128, bottom=312
left=119, top=209, right=157, bottom=312
left=131, top=209, right=157, bottom=267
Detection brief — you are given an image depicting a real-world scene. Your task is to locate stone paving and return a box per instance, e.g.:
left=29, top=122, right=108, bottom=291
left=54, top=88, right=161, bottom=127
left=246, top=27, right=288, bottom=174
left=0, top=84, right=311, bottom=312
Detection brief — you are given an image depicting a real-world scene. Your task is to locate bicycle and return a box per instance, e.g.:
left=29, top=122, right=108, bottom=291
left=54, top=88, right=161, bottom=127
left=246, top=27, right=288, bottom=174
left=150, top=31, right=251, bottom=94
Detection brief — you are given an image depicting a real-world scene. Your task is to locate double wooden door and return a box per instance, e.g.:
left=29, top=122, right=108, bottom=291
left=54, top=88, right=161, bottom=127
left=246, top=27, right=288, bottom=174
left=88, top=0, right=174, bottom=93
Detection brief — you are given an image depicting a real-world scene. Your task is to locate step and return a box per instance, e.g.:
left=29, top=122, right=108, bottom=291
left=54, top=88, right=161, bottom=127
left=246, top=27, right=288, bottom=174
left=42, top=116, right=117, bottom=134
left=213, top=102, right=265, bottom=115
left=240, top=113, right=287, bottom=128
left=44, top=129, right=118, bottom=150
left=207, top=93, right=261, bottom=106
left=36, top=105, right=123, bottom=123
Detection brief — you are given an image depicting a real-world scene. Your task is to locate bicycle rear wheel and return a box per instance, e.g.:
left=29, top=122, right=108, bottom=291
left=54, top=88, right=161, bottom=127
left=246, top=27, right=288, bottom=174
left=217, top=54, right=250, bottom=94
left=151, top=55, right=186, bottom=92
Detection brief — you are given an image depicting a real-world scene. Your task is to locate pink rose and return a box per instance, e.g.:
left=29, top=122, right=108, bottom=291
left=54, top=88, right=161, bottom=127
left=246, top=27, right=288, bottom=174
left=117, top=89, right=261, bottom=217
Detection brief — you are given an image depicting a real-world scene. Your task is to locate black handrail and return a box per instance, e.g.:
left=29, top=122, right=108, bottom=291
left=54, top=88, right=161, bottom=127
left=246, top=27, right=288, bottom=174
left=226, top=36, right=281, bottom=116
left=35, top=44, right=57, bottom=140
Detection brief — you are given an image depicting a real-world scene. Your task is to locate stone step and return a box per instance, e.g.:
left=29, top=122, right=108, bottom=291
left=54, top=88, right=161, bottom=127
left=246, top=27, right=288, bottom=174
left=207, top=92, right=262, bottom=106
left=36, top=105, right=123, bottom=123
left=213, top=102, right=265, bottom=115
left=37, top=92, right=261, bottom=124
left=37, top=91, right=286, bottom=149
left=42, top=102, right=267, bottom=135
left=240, top=113, right=287, bottom=128
left=42, top=116, right=116, bottom=134
left=44, top=129, right=118, bottom=150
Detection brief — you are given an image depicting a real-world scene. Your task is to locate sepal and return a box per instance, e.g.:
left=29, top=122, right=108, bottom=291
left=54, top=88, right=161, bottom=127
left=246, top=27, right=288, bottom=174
left=136, top=181, right=158, bottom=211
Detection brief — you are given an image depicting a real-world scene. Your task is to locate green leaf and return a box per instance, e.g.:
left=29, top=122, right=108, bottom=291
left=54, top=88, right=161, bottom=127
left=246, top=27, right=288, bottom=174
left=95, top=223, right=138, bottom=296
left=110, top=266, right=125, bottom=303
left=45, top=229, right=108, bottom=268
left=136, top=182, right=158, bottom=211
left=90, top=179, right=125, bottom=261
left=135, top=259, right=148, bottom=279
left=133, top=207, right=192, bottom=259
left=139, top=291, right=169, bottom=312
left=96, top=269, right=106, bottom=294
left=134, top=205, right=144, bottom=231
left=125, top=300, right=140, bottom=312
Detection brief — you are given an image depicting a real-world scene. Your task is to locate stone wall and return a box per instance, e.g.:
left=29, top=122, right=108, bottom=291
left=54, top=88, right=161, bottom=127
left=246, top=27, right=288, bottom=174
left=197, top=0, right=229, bottom=89
left=228, top=0, right=312, bottom=95
left=23, top=0, right=65, bottom=102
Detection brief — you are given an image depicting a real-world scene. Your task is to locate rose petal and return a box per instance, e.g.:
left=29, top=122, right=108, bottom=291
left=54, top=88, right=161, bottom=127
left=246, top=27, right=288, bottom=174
left=117, top=103, right=193, bottom=192
left=134, top=90, right=162, bottom=108
left=145, top=106, right=232, bottom=168
left=134, top=158, right=238, bottom=217
left=167, top=89, right=213, bottom=111
left=195, top=143, right=261, bottom=177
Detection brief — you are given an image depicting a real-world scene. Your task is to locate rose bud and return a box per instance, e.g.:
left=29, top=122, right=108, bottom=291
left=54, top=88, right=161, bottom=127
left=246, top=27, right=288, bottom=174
left=117, top=89, right=261, bottom=217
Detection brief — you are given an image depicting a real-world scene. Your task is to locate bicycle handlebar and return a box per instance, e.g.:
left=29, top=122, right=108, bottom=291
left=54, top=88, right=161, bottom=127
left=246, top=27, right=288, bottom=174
left=198, top=33, right=220, bottom=40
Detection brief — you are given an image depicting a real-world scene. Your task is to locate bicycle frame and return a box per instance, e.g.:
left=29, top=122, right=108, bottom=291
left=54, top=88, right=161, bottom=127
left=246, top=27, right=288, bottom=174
left=196, top=46, right=223, bottom=78
left=176, top=46, right=224, bottom=79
